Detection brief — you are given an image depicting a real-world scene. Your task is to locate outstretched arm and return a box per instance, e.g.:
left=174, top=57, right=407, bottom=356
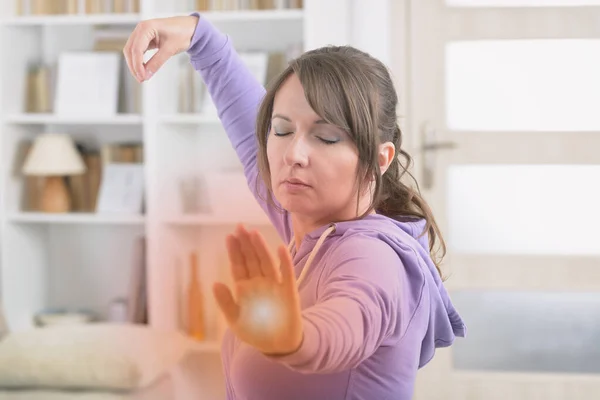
left=266, top=237, right=405, bottom=373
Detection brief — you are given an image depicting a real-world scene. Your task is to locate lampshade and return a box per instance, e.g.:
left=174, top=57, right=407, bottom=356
left=23, top=133, right=86, bottom=176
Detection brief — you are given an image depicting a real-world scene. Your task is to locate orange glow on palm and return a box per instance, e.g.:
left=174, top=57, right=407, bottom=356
left=212, top=224, right=303, bottom=355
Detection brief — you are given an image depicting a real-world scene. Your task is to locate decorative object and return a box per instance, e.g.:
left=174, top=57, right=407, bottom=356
left=54, top=52, right=120, bottom=117
left=186, top=252, right=205, bottom=341
left=107, top=298, right=129, bottom=323
left=179, top=175, right=201, bottom=214
left=96, top=164, right=144, bottom=214
left=22, top=133, right=86, bottom=213
left=126, top=236, right=147, bottom=324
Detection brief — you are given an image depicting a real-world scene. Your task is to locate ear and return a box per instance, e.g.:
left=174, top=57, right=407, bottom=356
left=378, top=142, right=395, bottom=175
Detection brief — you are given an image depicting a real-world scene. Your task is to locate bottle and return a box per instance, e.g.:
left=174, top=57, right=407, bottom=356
left=187, top=252, right=205, bottom=341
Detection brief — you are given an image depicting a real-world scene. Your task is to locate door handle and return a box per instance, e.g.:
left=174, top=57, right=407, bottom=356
left=420, top=123, right=457, bottom=190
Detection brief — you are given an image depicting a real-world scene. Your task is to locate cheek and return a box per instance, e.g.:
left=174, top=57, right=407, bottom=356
left=319, top=151, right=360, bottom=195
left=266, top=138, right=278, bottom=168
left=266, top=139, right=280, bottom=187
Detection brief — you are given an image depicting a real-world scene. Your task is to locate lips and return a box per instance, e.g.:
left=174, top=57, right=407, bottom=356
left=283, top=178, right=310, bottom=187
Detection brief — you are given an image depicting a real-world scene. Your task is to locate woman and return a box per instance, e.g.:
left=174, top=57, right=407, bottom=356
left=124, top=13, right=466, bottom=400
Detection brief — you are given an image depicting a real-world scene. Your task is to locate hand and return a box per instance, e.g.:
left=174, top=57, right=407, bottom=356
left=123, top=15, right=199, bottom=83
left=213, top=224, right=304, bottom=356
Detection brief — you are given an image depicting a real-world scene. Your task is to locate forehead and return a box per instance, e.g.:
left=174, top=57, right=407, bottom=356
left=272, top=74, right=320, bottom=120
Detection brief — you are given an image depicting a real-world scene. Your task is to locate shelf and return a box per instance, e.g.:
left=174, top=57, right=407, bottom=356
left=3, top=113, right=143, bottom=125
left=0, top=9, right=304, bottom=26
left=0, top=13, right=141, bottom=26
left=7, top=212, right=146, bottom=225
left=155, top=9, right=304, bottom=23
left=158, top=114, right=221, bottom=125
left=162, top=214, right=271, bottom=227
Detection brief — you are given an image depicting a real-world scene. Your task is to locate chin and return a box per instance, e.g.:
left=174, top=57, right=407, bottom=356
left=274, top=192, right=313, bottom=215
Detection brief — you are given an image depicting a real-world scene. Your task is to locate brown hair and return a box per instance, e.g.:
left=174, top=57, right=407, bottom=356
left=254, top=46, right=447, bottom=279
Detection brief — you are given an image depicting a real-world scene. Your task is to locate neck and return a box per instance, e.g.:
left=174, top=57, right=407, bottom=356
left=290, top=206, right=376, bottom=251
left=290, top=214, right=326, bottom=251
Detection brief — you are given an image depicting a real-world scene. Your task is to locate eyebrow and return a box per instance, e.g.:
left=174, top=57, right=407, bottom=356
left=271, top=114, right=327, bottom=124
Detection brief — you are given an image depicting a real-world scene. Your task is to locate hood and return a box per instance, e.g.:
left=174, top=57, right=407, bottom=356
left=303, top=213, right=467, bottom=368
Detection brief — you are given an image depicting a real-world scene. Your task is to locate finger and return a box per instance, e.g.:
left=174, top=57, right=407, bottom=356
left=147, top=41, right=158, bottom=50
left=123, top=30, right=137, bottom=81
left=278, top=245, right=296, bottom=289
left=226, top=234, right=249, bottom=281
left=250, top=231, right=280, bottom=282
left=143, top=47, right=172, bottom=80
left=213, top=282, right=239, bottom=324
left=236, top=225, right=262, bottom=278
left=131, top=22, right=156, bottom=81
left=124, top=26, right=145, bottom=82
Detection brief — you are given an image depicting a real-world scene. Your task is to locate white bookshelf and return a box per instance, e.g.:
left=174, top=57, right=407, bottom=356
left=0, top=13, right=142, bottom=26
left=157, top=113, right=220, bottom=125
left=152, top=8, right=304, bottom=22
left=161, top=214, right=271, bottom=227
left=4, top=113, right=143, bottom=125
left=7, top=212, right=145, bottom=225
left=0, top=0, right=392, bottom=397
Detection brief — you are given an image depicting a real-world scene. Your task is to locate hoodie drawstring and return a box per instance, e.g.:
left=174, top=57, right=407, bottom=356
left=287, top=223, right=336, bottom=286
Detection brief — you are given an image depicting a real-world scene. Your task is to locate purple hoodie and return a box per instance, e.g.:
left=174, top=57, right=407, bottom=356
left=187, top=14, right=466, bottom=400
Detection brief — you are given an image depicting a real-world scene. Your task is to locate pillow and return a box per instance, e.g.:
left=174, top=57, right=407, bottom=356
left=0, top=323, right=198, bottom=391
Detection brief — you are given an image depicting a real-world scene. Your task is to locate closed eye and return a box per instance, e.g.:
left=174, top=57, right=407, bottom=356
left=274, top=131, right=293, bottom=137
left=318, top=137, right=339, bottom=145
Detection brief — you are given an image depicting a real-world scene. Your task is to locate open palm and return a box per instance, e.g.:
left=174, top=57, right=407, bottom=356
left=213, top=224, right=303, bottom=355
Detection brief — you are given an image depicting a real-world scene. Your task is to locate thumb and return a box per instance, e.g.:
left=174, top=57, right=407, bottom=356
left=213, top=282, right=239, bottom=324
left=142, top=48, right=173, bottom=81
left=278, top=245, right=296, bottom=291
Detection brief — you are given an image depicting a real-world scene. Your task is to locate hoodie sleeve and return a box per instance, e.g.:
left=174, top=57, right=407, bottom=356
left=267, top=236, right=405, bottom=373
left=186, top=13, right=293, bottom=242
left=220, top=330, right=237, bottom=399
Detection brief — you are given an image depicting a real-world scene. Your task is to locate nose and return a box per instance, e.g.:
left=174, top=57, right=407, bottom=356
left=283, top=132, right=309, bottom=167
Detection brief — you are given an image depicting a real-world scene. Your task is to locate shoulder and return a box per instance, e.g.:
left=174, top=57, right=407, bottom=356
left=329, top=232, right=401, bottom=266
left=319, top=232, right=404, bottom=293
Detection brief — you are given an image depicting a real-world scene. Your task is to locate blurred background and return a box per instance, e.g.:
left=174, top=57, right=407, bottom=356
left=0, top=0, right=598, bottom=399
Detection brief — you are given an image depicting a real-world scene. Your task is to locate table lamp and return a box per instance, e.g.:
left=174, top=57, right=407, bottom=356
left=22, top=133, right=86, bottom=213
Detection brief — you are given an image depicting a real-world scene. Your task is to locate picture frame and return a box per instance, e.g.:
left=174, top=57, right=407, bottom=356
left=54, top=52, right=120, bottom=117
left=96, top=164, right=144, bottom=214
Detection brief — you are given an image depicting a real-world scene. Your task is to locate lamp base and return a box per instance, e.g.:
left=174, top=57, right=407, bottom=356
left=41, top=176, right=71, bottom=213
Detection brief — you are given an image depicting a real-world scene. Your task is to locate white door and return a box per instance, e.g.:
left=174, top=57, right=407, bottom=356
left=407, top=1, right=600, bottom=399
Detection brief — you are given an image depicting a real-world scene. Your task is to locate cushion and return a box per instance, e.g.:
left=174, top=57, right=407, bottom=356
left=0, top=323, right=197, bottom=391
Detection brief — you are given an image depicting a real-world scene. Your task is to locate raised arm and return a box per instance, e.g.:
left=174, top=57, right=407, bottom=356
left=186, top=13, right=264, bottom=172
left=123, top=14, right=292, bottom=241
left=186, top=15, right=293, bottom=240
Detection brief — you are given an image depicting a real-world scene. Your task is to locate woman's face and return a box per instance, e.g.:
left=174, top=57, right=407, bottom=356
left=266, top=73, right=366, bottom=223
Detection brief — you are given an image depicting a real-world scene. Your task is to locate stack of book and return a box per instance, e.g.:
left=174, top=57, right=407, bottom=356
left=16, top=0, right=140, bottom=15
left=23, top=26, right=140, bottom=116
left=195, top=0, right=303, bottom=11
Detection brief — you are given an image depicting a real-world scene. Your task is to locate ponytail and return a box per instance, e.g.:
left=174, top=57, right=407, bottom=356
left=372, top=125, right=447, bottom=279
